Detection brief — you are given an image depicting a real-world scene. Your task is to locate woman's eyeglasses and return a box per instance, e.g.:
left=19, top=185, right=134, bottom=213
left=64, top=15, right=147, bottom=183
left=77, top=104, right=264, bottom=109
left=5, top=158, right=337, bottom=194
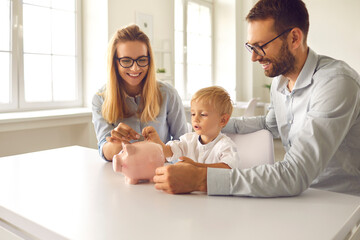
left=117, top=56, right=150, bottom=68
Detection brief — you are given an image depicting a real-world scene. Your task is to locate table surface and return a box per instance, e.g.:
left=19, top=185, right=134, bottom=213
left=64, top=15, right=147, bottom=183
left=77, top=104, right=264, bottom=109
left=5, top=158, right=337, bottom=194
left=0, top=146, right=359, bottom=240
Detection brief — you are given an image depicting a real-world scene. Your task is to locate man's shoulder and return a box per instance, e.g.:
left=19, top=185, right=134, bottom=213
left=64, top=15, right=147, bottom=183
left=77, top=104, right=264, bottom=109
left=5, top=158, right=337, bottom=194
left=314, top=55, right=360, bottom=84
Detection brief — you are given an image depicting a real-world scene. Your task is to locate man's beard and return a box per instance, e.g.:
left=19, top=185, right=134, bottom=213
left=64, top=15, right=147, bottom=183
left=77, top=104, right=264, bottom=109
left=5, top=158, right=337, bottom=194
left=263, top=41, right=296, bottom=78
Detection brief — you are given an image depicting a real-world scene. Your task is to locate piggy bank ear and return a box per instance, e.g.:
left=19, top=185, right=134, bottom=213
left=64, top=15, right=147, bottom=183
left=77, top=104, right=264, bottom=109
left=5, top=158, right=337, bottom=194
left=123, top=143, right=135, bottom=155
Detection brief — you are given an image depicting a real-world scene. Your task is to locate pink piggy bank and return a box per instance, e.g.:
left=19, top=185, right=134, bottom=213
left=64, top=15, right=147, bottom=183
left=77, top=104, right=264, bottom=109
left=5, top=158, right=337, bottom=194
left=113, top=141, right=165, bottom=184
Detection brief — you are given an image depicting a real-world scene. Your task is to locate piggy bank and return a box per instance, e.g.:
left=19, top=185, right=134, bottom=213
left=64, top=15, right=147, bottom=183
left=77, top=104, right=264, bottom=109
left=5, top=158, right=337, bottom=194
left=113, top=141, right=165, bottom=184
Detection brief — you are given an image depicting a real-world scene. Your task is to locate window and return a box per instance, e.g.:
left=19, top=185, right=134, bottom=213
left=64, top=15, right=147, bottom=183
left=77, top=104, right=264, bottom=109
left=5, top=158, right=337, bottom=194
left=174, top=0, right=213, bottom=100
left=0, top=0, right=81, bottom=112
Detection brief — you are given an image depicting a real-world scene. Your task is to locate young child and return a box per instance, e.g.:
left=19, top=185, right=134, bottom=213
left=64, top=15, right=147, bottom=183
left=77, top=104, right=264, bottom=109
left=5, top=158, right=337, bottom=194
left=143, top=86, right=240, bottom=169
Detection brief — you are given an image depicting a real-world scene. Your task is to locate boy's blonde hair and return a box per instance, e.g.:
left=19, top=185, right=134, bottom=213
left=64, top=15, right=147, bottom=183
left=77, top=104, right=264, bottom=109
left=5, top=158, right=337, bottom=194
left=99, top=24, right=161, bottom=124
left=191, top=86, right=233, bottom=116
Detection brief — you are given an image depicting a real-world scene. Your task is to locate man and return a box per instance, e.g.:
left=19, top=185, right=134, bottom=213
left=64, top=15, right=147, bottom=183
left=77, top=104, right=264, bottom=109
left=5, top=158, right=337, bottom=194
left=153, top=0, right=360, bottom=197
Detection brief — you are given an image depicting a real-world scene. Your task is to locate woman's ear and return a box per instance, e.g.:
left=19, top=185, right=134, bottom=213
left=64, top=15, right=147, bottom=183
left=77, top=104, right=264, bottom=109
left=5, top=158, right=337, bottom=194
left=220, top=114, right=230, bottom=127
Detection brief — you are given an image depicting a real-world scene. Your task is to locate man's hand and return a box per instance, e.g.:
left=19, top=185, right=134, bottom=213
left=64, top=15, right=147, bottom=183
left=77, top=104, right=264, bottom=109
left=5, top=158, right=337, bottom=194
left=153, top=162, right=207, bottom=194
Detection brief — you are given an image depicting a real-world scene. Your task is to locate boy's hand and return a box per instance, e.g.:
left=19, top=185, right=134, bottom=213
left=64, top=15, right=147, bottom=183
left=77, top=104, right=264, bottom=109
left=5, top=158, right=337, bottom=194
left=179, top=156, right=203, bottom=168
left=179, top=156, right=230, bottom=169
left=179, top=156, right=196, bottom=165
left=142, top=126, right=163, bottom=145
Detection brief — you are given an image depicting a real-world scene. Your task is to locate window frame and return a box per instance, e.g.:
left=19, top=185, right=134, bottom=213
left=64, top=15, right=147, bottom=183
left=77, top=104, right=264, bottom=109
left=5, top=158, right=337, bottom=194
left=174, top=0, right=214, bottom=100
left=0, top=0, right=82, bottom=113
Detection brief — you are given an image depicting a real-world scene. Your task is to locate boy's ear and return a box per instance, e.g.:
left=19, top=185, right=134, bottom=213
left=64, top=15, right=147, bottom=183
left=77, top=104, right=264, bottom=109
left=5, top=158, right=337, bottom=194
left=220, top=114, right=230, bottom=127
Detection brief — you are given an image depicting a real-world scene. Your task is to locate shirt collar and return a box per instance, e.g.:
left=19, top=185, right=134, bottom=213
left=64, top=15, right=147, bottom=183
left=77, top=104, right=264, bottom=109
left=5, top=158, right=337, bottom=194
left=197, top=132, right=223, bottom=149
left=277, top=48, right=318, bottom=94
left=124, top=91, right=141, bottom=99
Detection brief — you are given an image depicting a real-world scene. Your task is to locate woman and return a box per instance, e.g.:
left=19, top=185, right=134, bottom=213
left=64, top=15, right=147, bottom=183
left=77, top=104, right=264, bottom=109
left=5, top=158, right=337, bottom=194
left=92, top=25, right=187, bottom=161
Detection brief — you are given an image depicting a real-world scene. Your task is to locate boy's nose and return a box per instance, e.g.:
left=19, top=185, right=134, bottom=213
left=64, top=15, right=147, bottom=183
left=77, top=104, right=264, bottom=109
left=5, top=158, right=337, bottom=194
left=193, top=115, right=200, bottom=122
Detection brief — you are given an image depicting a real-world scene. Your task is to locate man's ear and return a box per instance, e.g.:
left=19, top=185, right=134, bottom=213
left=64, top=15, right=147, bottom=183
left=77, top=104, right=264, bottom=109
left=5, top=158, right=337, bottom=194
left=289, top=27, right=303, bottom=50
left=220, top=114, right=230, bottom=127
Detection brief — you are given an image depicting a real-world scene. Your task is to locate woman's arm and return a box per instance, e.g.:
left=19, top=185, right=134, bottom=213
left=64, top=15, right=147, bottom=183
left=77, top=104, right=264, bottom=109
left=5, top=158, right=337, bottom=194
left=102, top=141, right=123, bottom=161
left=92, top=93, right=141, bottom=161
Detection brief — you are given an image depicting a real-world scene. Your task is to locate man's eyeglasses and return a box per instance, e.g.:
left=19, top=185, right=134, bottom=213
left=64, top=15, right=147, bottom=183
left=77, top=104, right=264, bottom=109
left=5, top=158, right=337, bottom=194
left=245, top=28, right=293, bottom=57
left=117, top=56, right=150, bottom=68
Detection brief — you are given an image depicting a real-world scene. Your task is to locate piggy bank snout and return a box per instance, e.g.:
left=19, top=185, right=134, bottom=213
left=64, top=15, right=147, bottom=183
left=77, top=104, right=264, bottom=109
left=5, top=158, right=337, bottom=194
left=112, top=150, right=124, bottom=172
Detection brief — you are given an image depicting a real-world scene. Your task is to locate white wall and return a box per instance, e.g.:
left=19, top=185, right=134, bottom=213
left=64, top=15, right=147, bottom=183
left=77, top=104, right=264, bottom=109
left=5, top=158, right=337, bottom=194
left=304, top=0, right=360, bottom=74
left=82, top=0, right=108, bottom=108
left=108, top=0, right=174, bottom=45
left=213, top=0, right=236, bottom=98
left=0, top=123, right=96, bottom=157
left=0, top=109, right=98, bottom=157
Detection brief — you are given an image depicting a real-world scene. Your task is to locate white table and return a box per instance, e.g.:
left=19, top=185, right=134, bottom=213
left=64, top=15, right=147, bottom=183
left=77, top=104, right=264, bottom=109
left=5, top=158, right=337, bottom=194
left=0, top=146, right=359, bottom=240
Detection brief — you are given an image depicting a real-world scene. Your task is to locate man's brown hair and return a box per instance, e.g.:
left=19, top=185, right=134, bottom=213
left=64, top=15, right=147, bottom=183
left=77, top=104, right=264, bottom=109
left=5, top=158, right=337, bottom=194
left=246, top=0, right=309, bottom=43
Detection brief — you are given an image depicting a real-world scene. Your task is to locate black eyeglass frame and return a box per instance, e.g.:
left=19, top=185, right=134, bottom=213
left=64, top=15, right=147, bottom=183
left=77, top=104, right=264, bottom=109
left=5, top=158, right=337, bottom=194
left=116, top=56, right=150, bottom=68
left=245, top=28, right=293, bottom=56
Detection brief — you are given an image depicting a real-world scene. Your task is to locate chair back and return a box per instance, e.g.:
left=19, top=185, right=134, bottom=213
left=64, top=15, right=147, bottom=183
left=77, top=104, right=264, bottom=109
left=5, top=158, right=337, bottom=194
left=243, top=98, right=258, bottom=117
left=225, top=130, right=275, bottom=169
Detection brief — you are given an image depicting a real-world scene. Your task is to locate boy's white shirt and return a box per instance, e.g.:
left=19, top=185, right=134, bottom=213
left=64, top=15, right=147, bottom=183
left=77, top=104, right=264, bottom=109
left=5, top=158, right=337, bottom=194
left=166, top=132, right=240, bottom=169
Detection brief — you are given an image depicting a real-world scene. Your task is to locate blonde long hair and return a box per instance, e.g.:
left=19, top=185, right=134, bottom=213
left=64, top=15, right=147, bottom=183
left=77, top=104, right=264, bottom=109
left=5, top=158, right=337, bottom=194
left=100, top=25, right=162, bottom=124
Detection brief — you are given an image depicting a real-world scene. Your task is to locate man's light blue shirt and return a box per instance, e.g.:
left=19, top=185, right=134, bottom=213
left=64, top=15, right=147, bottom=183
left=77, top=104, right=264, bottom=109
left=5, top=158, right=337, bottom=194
left=211, top=48, right=360, bottom=196
left=92, top=81, right=188, bottom=160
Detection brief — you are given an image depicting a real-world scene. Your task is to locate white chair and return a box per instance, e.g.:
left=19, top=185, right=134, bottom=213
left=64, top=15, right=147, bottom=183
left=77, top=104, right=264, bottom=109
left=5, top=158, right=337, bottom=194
left=243, top=98, right=258, bottom=117
left=225, top=129, right=275, bottom=169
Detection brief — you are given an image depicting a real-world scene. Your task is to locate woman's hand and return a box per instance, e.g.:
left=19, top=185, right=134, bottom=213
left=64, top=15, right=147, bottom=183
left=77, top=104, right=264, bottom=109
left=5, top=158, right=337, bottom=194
left=107, top=122, right=141, bottom=144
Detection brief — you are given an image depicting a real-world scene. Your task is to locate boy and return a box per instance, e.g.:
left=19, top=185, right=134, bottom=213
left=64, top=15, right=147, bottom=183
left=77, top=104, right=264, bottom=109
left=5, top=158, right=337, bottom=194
left=143, top=86, right=240, bottom=169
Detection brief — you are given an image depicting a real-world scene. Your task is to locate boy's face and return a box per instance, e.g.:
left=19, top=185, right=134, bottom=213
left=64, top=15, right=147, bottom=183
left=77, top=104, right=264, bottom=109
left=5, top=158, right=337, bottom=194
left=190, top=100, right=226, bottom=144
